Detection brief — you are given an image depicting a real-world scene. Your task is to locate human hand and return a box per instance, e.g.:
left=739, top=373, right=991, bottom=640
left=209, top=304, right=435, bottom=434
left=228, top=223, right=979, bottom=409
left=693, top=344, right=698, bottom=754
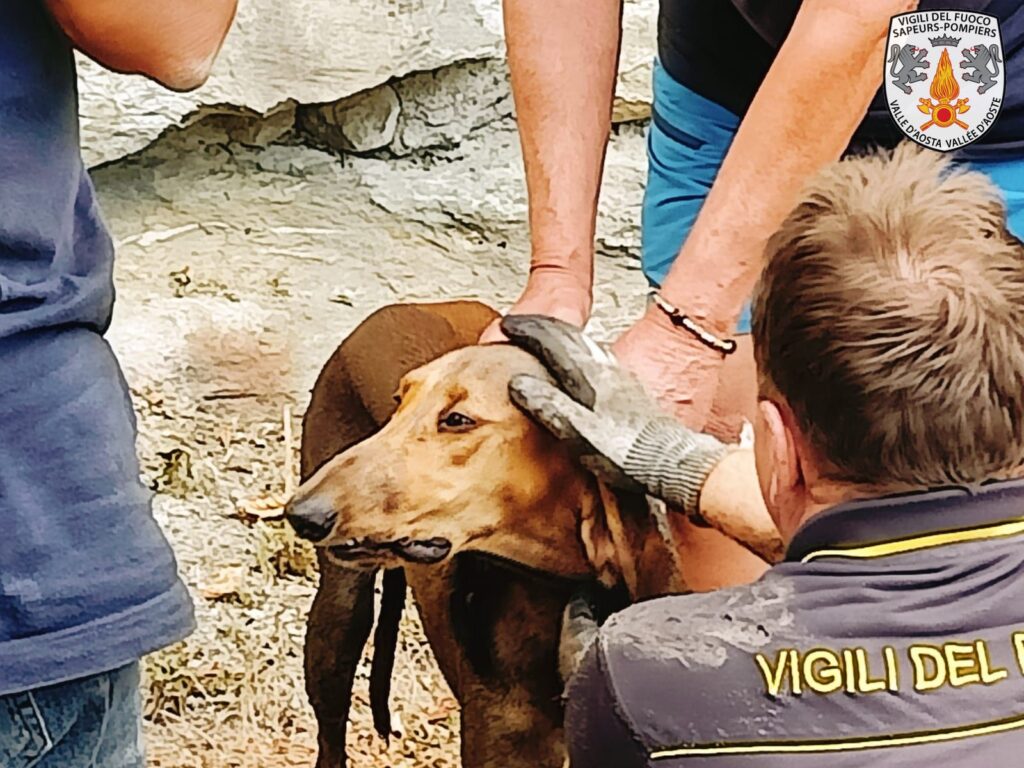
left=611, top=306, right=729, bottom=427
left=501, top=315, right=727, bottom=517
left=479, top=264, right=592, bottom=343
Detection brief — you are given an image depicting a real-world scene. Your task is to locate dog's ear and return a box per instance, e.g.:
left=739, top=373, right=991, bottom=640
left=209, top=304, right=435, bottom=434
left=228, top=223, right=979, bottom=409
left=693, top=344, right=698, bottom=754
left=340, top=304, right=465, bottom=425
left=583, top=484, right=669, bottom=599
left=578, top=484, right=621, bottom=589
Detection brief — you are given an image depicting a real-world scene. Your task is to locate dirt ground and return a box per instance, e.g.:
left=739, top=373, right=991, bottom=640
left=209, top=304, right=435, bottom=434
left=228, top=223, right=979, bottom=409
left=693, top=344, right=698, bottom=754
left=92, top=118, right=648, bottom=767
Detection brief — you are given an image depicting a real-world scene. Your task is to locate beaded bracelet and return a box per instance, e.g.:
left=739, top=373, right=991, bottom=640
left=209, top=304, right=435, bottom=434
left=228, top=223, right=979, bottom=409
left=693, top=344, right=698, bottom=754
left=648, top=291, right=737, bottom=355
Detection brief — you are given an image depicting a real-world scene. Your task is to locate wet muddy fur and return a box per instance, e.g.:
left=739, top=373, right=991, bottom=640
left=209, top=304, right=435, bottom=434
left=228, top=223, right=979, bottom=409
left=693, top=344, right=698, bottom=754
left=449, top=553, right=629, bottom=681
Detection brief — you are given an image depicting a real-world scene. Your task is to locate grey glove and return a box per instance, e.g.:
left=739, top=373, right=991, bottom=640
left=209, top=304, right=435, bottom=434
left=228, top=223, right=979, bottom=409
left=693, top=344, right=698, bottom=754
left=501, top=315, right=727, bottom=518
left=558, top=588, right=599, bottom=687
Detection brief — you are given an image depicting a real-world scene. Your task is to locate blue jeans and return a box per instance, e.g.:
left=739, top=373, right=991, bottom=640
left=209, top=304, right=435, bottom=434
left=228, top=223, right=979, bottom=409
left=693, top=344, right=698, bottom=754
left=641, top=59, right=1024, bottom=334
left=0, top=663, right=144, bottom=768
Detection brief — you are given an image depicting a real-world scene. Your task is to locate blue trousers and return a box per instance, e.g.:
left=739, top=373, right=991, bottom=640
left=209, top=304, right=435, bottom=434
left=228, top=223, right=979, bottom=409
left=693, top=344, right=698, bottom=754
left=641, top=59, right=1024, bottom=334
left=0, top=663, right=144, bottom=768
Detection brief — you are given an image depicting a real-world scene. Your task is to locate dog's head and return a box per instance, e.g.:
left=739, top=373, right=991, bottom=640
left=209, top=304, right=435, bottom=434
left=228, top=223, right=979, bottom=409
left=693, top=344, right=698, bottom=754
left=286, top=344, right=598, bottom=576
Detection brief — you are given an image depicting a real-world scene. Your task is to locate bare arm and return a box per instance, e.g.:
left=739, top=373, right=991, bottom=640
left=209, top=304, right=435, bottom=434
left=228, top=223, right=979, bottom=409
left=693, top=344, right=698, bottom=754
left=46, top=0, right=238, bottom=91
left=613, top=0, right=917, bottom=423
left=699, top=449, right=783, bottom=563
left=661, top=0, right=914, bottom=327
left=482, top=0, right=623, bottom=339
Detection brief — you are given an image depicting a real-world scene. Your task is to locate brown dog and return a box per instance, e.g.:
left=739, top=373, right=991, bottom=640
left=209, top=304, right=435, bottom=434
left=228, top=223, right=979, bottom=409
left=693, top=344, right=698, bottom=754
left=289, top=301, right=769, bottom=767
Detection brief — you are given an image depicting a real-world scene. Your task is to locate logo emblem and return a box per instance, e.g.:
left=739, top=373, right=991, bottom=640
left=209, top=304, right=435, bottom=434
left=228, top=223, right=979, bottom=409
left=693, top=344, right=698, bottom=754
left=886, top=10, right=1003, bottom=151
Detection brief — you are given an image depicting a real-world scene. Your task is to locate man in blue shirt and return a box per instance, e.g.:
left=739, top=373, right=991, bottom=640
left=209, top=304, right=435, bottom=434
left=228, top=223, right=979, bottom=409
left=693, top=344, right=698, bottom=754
left=0, top=3, right=235, bottom=766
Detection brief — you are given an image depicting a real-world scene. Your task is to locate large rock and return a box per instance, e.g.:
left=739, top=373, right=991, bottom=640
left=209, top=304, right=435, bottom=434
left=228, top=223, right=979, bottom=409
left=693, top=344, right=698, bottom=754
left=297, top=58, right=514, bottom=157
left=297, top=85, right=401, bottom=154
left=78, top=0, right=656, bottom=168
left=351, top=119, right=647, bottom=259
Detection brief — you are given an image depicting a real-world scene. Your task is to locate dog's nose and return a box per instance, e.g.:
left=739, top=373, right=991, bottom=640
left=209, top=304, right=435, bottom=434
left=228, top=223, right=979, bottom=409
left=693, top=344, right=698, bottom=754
left=285, top=492, right=337, bottom=543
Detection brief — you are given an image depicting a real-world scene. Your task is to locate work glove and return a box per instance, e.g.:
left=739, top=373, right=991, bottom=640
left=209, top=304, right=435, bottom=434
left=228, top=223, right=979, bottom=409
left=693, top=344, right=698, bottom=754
left=558, top=587, right=600, bottom=687
left=557, top=580, right=629, bottom=687
left=501, top=315, right=727, bottom=520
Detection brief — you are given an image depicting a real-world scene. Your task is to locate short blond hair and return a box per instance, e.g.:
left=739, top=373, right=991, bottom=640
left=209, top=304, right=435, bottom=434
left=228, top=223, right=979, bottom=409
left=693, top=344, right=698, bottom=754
left=751, top=143, right=1024, bottom=487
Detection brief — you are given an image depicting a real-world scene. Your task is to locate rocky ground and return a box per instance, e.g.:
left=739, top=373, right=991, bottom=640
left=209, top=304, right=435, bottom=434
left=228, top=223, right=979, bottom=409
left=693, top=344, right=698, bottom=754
left=92, top=58, right=650, bottom=767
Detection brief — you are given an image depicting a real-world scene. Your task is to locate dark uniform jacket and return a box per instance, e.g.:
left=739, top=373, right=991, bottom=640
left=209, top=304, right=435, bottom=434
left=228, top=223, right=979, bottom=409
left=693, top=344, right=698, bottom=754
left=567, top=481, right=1024, bottom=766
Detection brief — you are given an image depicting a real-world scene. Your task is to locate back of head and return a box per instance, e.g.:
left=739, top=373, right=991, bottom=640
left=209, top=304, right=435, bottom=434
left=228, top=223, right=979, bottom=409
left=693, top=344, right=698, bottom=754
left=752, top=143, right=1024, bottom=488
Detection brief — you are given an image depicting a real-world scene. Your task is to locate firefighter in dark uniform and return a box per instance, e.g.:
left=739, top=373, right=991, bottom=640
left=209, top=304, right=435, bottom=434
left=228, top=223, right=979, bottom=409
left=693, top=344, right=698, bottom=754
left=502, top=144, right=1024, bottom=766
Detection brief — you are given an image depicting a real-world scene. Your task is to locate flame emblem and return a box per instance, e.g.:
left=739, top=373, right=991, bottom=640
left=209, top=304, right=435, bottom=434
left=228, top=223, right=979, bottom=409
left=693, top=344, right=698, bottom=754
left=917, top=48, right=970, bottom=130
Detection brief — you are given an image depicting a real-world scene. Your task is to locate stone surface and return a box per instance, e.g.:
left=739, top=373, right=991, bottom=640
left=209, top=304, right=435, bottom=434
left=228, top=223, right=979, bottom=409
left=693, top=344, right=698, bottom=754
left=296, top=58, right=515, bottom=157
left=78, top=0, right=657, bottom=168
left=352, top=119, right=648, bottom=259
left=618, top=0, right=658, bottom=121
left=95, top=126, right=648, bottom=427
left=390, top=58, right=515, bottom=155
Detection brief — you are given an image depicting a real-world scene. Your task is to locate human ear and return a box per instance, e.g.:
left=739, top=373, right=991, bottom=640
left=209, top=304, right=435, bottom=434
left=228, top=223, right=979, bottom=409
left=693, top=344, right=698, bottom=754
left=756, top=399, right=801, bottom=530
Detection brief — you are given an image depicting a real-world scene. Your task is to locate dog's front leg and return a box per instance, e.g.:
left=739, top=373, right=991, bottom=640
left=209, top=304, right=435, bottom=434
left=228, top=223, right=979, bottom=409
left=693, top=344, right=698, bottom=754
left=305, top=553, right=376, bottom=768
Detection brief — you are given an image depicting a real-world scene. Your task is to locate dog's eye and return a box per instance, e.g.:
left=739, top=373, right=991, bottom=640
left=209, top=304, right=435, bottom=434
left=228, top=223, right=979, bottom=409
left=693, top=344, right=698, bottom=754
left=393, top=393, right=402, bottom=405
left=438, top=411, right=476, bottom=431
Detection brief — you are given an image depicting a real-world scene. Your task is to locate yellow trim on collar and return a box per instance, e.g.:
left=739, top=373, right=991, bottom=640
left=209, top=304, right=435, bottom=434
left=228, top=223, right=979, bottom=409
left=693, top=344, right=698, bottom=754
left=800, top=517, right=1024, bottom=564
left=650, top=710, right=1024, bottom=759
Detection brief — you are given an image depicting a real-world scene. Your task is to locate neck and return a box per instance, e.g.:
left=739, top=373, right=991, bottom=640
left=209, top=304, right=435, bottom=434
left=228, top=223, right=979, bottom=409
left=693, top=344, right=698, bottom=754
left=782, top=476, right=907, bottom=544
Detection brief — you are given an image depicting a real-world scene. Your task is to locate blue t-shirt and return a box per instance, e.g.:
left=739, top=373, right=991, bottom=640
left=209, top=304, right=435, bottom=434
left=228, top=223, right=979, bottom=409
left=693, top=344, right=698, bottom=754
left=0, top=3, right=194, bottom=695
